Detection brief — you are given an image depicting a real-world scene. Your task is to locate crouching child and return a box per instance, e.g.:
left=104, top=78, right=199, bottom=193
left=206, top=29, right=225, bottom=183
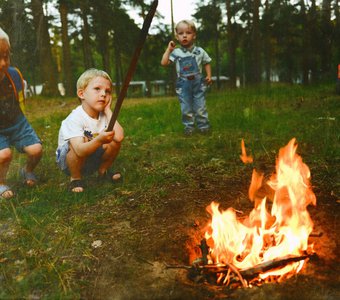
left=56, top=68, right=124, bottom=193
left=0, top=27, right=42, bottom=199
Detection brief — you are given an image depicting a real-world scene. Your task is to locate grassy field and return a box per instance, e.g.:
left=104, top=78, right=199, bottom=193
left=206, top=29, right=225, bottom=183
left=0, top=84, right=339, bottom=299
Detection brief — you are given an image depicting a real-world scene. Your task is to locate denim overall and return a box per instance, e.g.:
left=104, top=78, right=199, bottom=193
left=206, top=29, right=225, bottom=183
left=175, top=56, right=210, bottom=132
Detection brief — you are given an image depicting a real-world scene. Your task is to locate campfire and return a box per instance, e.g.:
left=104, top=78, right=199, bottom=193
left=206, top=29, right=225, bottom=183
left=170, top=138, right=317, bottom=288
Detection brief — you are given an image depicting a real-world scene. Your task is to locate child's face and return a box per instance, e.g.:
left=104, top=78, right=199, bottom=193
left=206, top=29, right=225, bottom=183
left=77, top=76, right=112, bottom=118
left=176, top=23, right=196, bottom=48
left=0, top=39, right=10, bottom=80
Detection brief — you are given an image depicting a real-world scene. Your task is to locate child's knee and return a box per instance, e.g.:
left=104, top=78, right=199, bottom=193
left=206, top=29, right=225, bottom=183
left=103, top=141, right=121, bottom=156
left=0, top=148, right=12, bottom=163
left=25, top=143, right=43, bottom=157
left=114, top=135, right=124, bottom=143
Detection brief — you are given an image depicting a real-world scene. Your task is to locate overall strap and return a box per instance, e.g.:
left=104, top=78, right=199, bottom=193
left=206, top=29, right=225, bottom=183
left=5, top=69, right=18, bottom=100
left=5, top=67, right=26, bottom=111
left=15, top=67, right=26, bottom=103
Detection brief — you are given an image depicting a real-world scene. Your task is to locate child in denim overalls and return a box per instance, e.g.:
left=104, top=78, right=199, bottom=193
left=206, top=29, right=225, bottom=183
left=161, top=20, right=212, bottom=136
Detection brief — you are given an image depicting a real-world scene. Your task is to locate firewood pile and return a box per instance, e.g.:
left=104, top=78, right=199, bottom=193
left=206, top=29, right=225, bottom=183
left=166, top=238, right=318, bottom=289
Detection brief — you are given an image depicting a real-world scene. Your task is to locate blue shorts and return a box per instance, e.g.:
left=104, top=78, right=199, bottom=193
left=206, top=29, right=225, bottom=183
left=0, top=115, right=41, bottom=153
left=56, top=142, right=105, bottom=176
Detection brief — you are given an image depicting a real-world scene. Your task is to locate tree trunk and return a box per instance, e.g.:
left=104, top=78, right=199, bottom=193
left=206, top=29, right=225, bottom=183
left=59, top=1, right=74, bottom=96
left=80, top=4, right=94, bottom=69
left=212, top=0, right=220, bottom=89
left=114, top=45, right=121, bottom=97
left=226, top=0, right=237, bottom=88
left=92, top=1, right=111, bottom=73
left=309, top=0, right=319, bottom=83
left=214, top=31, right=220, bottom=89
left=263, top=0, right=272, bottom=83
left=11, top=0, right=25, bottom=68
left=300, top=0, right=309, bottom=85
left=334, top=0, right=340, bottom=63
left=252, top=0, right=261, bottom=84
left=320, top=0, right=332, bottom=78
left=30, top=0, right=59, bottom=96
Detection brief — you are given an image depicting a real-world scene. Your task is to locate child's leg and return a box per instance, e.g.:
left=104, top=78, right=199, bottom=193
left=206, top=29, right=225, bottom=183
left=66, top=143, right=85, bottom=180
left=0, top=148, right=14, bottom=198
left=22, top=143, right=43, bottom=186
left=176, top=79, right=195, bottom=132
left=98, top=140, right=121, bottom=178
left=66, top=144, right=88, bottom=193
left=192, top=78, right=210, bottom=130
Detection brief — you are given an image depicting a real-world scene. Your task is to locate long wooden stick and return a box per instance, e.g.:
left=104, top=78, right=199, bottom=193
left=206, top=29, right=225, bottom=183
left=107, top=0, right=158, bottom=131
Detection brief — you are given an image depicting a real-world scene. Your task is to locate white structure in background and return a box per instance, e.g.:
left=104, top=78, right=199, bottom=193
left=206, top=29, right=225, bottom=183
left=58, top=83, right=65, bottom=96
left=30, top=83, right=66, bottom=96
left=33, top=84, right=44, bottom=95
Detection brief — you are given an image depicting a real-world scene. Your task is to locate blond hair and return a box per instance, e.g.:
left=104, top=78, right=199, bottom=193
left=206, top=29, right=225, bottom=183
left=0, top=27, right=10, bottom=46
left=175, top=20, right=197, bottom=33
left=76, top=68, right=112, bottom=91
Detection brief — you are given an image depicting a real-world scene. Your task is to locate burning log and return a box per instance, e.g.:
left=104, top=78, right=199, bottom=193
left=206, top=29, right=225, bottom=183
left=239, top=253, right=315, bottom=278
left=166, top=252, right=316, bottom=288
left=310, top=230, right=323, bottom=237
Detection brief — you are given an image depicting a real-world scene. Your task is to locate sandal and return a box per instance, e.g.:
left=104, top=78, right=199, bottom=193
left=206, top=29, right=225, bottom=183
left=0, top=185, right=14, bottom=199
left=68, top=179, right=85, bottom=193
left=98, top=170, right=122, bottom=184
left=20, top=168, right=37, bottom=187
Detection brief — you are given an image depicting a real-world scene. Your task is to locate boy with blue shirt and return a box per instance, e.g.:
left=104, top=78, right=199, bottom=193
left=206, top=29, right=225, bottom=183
left=161, top=20, right=212, bottom=136
left=0, top=27, right=42, bottom=199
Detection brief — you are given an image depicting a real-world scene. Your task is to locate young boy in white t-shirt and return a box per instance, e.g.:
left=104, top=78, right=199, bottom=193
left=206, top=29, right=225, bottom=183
left=56, top=68, right=124, bottom=193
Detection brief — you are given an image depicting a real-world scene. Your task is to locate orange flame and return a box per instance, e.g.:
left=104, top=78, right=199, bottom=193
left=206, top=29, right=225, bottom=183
left=240, top=139, right=253, bottom=164
left=204, top=138, right=316, bottom=284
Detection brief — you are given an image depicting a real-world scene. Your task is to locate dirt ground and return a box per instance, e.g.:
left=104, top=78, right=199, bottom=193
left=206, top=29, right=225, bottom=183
left=80, top=171, right=340, bottom=300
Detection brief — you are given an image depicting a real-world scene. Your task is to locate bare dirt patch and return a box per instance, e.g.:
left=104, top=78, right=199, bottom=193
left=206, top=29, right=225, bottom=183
left=79, top=172, right=339, bottom=300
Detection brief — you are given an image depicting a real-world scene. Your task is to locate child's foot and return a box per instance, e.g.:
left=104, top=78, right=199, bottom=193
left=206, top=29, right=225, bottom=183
left=20, top=168, right=37, bottom=187
left=198, top=128, right=211, bottom=135
left=183, top=128, right=194, bottom=137
left=98, top=171, right=122, bottom=183
left=68, top=179, right=85, bottom=193
left=0, top=185, right=14, bottom=199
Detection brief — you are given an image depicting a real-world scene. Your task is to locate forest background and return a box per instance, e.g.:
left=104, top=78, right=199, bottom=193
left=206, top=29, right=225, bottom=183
left=0, top=0, right=340, bottom=97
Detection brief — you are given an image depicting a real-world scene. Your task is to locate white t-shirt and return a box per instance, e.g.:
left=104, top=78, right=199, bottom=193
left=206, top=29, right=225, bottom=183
left=57, top=105, right=108, bottom=149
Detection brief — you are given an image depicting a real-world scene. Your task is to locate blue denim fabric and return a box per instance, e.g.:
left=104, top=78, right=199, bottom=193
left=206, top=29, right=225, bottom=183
left=56, top=142, right=105, bottom=176
left=175, top=56, right=210, bottom=131
left=0, top=115, right=41, bottom=152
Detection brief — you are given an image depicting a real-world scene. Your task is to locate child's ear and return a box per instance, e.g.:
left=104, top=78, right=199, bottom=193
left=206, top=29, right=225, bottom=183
left=77, top=89, right=84, bottom=100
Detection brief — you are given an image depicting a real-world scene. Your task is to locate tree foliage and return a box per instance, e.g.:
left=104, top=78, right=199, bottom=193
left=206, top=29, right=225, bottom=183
left=0, top=0, right=339, bottom=96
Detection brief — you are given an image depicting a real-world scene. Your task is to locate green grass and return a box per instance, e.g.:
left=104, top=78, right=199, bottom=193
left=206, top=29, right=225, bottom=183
left=0, top=84, right=339, bottom=298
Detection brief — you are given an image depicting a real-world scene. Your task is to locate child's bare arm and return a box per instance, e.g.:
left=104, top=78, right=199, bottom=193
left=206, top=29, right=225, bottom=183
left=161, top=41, right=176, bottom=66
left=204, top=63, right=212, bottom=85
left=112, top=120, right=124, bottom=143
left=69, top=131, right=115, bottom=158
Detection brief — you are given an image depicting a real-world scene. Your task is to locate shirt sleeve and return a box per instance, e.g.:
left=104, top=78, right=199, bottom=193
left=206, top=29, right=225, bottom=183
left=169, top=49, right=178, bottom=62
left=59, top=110, right=85, bottom=143
left=201, top=48, right=212, bottom=64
